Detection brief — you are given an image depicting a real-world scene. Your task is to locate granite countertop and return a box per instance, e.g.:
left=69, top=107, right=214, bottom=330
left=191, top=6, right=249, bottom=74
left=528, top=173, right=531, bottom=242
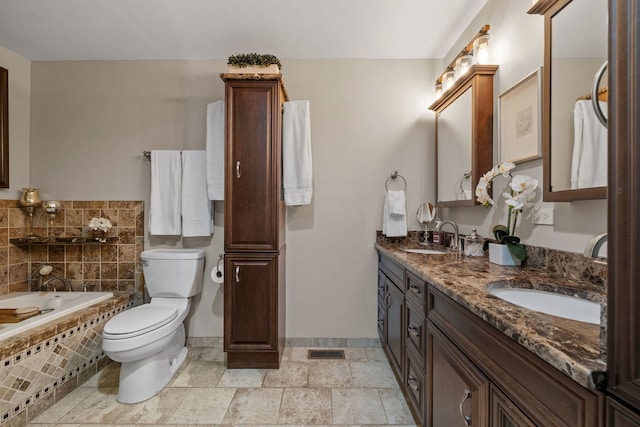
left=375, top=242, right=607, bottom=390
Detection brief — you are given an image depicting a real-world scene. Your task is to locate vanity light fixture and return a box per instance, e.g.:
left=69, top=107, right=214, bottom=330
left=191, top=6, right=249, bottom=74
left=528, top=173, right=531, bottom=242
left=443, top=71, right=456, bottom=90
left=473, top=34, right=491, bottom=65
left=455, top=54, right=474, bottom=79
left=433, top=25, right=491, bottom=100
left=435, top=82, right=443, bottom=99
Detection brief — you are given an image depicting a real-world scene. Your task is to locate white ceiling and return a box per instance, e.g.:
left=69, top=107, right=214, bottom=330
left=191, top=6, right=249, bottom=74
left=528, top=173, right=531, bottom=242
left=0, top=0, right=488, bottom=61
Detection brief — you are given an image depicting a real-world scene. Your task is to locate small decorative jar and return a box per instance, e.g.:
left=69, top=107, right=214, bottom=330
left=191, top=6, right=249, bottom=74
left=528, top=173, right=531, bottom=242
left=464, top=228, right=485, bottom=257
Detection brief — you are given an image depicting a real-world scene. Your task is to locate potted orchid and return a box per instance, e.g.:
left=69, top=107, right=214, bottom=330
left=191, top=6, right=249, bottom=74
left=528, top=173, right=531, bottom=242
left=476, top=161, right=539, bottom=264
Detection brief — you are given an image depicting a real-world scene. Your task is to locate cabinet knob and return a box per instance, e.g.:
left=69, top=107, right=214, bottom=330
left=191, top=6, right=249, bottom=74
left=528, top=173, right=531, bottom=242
left=459, top=389, right=472, bottom=426
left=236, top=161, right=241, bottom=178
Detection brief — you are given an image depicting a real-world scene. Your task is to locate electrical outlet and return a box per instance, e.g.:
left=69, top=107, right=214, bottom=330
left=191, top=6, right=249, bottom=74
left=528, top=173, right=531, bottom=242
left=533, top=207, right=554, bottom=225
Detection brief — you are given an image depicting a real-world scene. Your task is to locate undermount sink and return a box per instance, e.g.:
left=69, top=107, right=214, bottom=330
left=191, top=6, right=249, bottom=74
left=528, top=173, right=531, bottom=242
left=401, top=248, right=448, bottom=255
left=487, top=282, right=601, bottom=325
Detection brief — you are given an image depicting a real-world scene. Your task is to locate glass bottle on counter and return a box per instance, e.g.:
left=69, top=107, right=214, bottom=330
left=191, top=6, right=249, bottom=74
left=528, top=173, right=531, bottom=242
left=464, top=228, right=485, bottom=257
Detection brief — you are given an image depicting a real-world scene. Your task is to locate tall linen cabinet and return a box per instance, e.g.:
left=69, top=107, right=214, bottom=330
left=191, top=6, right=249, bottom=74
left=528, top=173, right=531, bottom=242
left=222, top=74, right=286, bottom=369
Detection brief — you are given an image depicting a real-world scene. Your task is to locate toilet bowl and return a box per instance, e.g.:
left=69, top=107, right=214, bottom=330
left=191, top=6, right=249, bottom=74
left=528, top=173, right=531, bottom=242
left=101, top=249, right=205, bottom=404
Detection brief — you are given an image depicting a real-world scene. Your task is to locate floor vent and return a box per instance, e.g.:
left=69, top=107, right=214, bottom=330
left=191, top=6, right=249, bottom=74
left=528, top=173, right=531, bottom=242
left=307, top=349, right=345, bottom=360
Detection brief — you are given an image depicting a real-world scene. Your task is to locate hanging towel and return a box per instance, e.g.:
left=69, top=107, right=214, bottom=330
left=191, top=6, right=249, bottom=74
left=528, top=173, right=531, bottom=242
left=283, top=100, right=313, bottom=206
left=387, top=190, right=406, bottom=216
left=149, top=150, right=182, bottom=235
left=571, top=100, right=608, bottom=189
left=181, top=151, right=214, bottom=237
left=382, top=192, right=407, bottom=237
left=206, top=100, right=225, bottom=201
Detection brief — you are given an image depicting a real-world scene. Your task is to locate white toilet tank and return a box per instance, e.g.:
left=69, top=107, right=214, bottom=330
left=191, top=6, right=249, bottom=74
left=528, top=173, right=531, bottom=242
left=141, top=249, right=205, bottom=298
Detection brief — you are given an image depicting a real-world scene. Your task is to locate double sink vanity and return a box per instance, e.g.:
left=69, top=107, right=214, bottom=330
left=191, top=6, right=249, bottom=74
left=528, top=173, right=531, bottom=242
left=376, top=240, right=606, bottom=426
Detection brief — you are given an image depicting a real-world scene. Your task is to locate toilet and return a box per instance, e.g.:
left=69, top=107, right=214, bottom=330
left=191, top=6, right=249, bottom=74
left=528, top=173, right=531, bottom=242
left=102, top=248, right=205, bottom=404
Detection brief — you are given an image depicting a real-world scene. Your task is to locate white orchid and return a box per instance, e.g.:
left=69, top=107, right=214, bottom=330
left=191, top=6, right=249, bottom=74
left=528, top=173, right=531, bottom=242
left=475, top=162, right=539, bottom=261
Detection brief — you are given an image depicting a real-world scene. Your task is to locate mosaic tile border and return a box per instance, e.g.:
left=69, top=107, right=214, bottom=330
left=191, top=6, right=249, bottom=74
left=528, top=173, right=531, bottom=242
left=0, top=298, right=134, bottom=425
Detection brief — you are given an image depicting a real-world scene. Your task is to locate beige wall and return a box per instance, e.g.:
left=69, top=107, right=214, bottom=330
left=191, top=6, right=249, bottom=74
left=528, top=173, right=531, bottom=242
left=0, top=47, right=30, bottom=199
left=442, top=0, right=607, bottom=252
left=12, top=0, right=609, bottom=339
left=29, top=59, right=438, bottom=338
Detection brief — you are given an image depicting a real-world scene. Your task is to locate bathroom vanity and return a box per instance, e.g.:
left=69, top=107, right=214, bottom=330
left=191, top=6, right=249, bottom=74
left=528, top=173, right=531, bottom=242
left=376, top=244, right=605, bottom=426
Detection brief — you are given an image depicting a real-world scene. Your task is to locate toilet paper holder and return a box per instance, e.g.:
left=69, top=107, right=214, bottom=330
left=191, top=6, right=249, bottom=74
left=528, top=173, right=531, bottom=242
left=215, top=254, right=224, bottom=279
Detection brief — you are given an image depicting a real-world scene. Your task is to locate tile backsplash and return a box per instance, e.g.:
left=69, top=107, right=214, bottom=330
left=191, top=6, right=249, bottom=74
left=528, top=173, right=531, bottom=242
left=0, top=200, right=144, bottom=298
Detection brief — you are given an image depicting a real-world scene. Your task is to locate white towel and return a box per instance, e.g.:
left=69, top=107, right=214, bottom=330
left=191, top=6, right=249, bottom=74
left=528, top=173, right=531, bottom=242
left=149, top=150, right=182, bottom=235
left=206, top=100, right=225, bottom=201
left=387, top=190, right=406, bottom=216
left=382, top=192, right=407, bottom=237
left=181, top=151, right=213, bottom=237
left=283, top=101, right=313, bottom=206
left=571, top=100, right=608, bottom=189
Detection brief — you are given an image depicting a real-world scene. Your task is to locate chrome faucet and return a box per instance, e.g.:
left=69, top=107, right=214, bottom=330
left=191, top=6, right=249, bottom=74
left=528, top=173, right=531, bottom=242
left=41, top=277, right=72, bottom=292
left=437, top=220, right=459, bottom=251
left=584, top=232, right=607, bottom=258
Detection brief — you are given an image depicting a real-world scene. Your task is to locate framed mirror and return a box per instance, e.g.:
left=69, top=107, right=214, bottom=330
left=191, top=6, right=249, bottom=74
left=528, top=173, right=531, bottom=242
left=531, top=0, right=607, bottom=201
left=430, top=65, right=497, bottom=207
left=0, top=66, right=7, bottom=188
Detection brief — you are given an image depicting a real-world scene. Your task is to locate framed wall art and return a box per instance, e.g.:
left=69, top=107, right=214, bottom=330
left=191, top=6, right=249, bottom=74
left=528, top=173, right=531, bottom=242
left=498, top=67, right=542, bottom=164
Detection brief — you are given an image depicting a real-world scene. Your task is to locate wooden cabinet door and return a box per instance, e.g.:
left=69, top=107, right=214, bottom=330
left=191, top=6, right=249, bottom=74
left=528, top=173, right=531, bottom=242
left=427, top=321, right=489, bottom=427
left=386, top=280, right=404, bottom=376
left=224, top=80, right=282, bottom=252
left=224, top=254, right=278, bottom=351
left=608, top=397, right=640, bottom=427
left=490, top=385, right=536, bottom=427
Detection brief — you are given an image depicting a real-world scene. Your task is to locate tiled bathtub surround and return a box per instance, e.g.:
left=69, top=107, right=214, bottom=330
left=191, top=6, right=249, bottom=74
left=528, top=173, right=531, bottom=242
left=0, top=200, right=145, bottom=297
left=0, top=294, right=132, bottom=426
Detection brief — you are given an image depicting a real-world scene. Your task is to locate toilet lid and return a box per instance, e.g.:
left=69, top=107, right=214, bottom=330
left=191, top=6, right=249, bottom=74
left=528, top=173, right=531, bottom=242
left=103, top=305, right=178, bottom=339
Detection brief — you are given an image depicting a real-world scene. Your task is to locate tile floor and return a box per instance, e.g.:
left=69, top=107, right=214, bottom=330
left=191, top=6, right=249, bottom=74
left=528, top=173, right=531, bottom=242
left=26, top=345, right=417, bottom=426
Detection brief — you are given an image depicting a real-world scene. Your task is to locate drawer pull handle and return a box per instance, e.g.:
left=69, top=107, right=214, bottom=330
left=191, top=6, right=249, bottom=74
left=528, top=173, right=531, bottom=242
left=385, top=291, right=390, bottom=307
left=408, top=325, right=420, bottom=337
left=236, top=161, right=241, bottom=178
left=235, top=266, right=240, bottom=283
left=408, top=375, right=420, bottom=393
left=459, top=389, right=472, bottom=426
left=409, top=284, right=422, bottom=294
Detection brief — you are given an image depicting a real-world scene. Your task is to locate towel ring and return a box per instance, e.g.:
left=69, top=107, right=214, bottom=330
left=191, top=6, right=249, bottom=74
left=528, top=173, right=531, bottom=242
left=385, top=171, right=407, bottom=191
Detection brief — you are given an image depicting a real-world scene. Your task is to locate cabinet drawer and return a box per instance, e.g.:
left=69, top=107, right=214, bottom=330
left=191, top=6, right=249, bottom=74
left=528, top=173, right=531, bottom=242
left=404, top=349, right=425, bottom=424
left=406, top=271, right=426, bottom=312
left=379, top=253, right=404, bottom=289
left=405, top=300, right=425, bottom=370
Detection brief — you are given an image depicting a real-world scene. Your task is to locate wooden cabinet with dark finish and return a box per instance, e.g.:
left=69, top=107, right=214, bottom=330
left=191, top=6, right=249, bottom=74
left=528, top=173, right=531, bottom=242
left=427, top=321, right=490, bottom=427
left=606, top=0, right=640, bottom=425
left=428, top=285, right=603, bottom=427
left=222, top=75, right=286, bottom=369
left=384, top=271, right=405, bottom=377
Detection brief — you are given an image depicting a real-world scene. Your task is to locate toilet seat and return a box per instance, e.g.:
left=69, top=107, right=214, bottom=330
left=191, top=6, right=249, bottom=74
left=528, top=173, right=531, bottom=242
left=103, top=305, right=178, bottom=340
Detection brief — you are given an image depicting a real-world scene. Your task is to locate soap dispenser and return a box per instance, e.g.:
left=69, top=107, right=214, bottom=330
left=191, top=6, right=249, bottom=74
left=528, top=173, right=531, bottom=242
left=464, top=228, right=485, bottom=257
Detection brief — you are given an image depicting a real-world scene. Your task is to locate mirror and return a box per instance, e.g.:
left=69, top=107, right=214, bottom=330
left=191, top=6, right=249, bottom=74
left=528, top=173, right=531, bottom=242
left=538, top=0, right=607, bottom=201
left=430, top=65, right=497, bottom=207
left=437, top=88, right=473, bottom=203
left=0, top=67, right=7, bottom=188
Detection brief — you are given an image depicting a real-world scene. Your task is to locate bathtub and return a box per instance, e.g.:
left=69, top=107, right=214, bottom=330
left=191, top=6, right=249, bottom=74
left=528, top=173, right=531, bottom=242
left=0, top=291, right=114, bottom=341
